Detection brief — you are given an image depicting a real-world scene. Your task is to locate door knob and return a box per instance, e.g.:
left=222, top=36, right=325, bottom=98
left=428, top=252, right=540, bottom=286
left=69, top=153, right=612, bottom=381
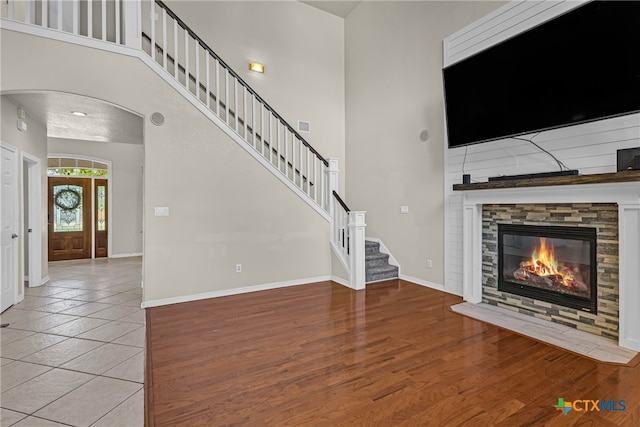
left=11, top=233, right=18, bottom=239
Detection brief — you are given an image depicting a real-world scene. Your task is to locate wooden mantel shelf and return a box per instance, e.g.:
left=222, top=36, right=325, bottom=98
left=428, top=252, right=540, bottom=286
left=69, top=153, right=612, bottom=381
left=453, top=170, right=640, bottom=191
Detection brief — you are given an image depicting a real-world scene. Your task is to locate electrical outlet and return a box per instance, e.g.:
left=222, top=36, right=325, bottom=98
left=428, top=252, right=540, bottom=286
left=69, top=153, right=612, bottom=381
left=236, top=264, right=242, bottom=273
left=427, top=259, right=433, bottom=268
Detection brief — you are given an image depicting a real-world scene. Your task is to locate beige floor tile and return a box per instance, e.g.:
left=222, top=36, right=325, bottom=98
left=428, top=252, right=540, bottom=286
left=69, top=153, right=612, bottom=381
left=46, top=279, right=91, bottom=289
left=116, top=310, right=146, bottom=325
left=60, top=343, right=141, bottom=375
left=45, top=317, right=110, bottom=337
left=13, top=296, right=63, bottom=310
left=103, top=352, right=144, bottom=383
left=59, top=302, right=114, bottom=316
left=0, top=328, right=35, bottom=345
left=1, top=368, right=94, bottom=413
left=112, top=328, right=145, bottom=348
left=8, top=314, right=79, bottom=333
left=24, top=286, right=69, bottom=297
left=36, top=299, right=87, bottom=313
left=0, top=308, right=50, bottom=324
left=21, top=338, right=104, bottom=367
left=91, top=388, right=143, bottom=427
left=88, top=305, right=141, bottom=321
left=76, top=321, right=142, bottom=343
left=0, top=360, right=51, bottom=392
left=1, top=333, right=68, bottom=360
left=46, top=288, right=90, bottom=299
left=12, top=416, right=73, bottom=426
left=1, top=408, right=27, bottom=426
left=71, top=291, right=119, bottom=302
left=1, top=357, right=14, bottom=366
left=34, top=376, right=142, bottom=427
left=96, top=293, right=141, bottom=306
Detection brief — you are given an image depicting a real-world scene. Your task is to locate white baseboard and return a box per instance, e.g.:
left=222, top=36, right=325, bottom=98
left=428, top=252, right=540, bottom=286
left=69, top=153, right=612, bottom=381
left=331, top=275, right=351, bottom=288
left=400, top=274, right=460, bottom=296
left=40, top=276, right=50, bottom=286
left=142, top=275, right=332, bottom=308
left=111, top=253, right=143, bottom=259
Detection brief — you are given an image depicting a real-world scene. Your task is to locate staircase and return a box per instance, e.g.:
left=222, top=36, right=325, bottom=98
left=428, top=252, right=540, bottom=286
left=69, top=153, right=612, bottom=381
left=365, top=241, right=399, bottom=283
left=1, top=0, right=397, bottom=291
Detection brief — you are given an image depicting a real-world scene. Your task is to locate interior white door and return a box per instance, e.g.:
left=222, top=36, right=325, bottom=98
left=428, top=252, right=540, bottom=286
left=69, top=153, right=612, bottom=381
left=1, top=144, right=18, bottom=312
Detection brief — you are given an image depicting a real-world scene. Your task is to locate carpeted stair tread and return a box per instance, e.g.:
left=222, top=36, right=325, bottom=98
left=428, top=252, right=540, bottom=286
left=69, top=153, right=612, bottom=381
left=365, top=240, right=398, bottom=283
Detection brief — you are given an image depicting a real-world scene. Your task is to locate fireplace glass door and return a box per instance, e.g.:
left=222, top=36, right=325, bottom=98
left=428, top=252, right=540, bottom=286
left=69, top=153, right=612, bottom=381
left=498, top=224, right=597, bottom=313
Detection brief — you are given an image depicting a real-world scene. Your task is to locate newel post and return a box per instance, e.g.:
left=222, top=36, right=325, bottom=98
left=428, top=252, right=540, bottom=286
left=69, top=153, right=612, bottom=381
left=348, top=211, right=367, bottom=290
left=122, top=0, right=142, bottom=49
left=325, top=158, right=339, bottom=216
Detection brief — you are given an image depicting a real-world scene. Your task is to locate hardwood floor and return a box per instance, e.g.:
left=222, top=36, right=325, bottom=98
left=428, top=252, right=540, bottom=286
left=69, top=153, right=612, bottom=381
left=145, top=280, right=640, bottom=426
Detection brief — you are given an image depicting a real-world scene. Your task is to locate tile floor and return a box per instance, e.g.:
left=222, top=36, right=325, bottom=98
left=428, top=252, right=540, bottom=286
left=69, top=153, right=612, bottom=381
left=1, top=257, right=144, bottom=427
left=451, top=302, right=638, bottom=364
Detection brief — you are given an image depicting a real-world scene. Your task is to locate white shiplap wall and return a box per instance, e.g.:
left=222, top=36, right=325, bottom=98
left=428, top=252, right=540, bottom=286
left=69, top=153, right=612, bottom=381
left=443, top=0, right=640, bottom=296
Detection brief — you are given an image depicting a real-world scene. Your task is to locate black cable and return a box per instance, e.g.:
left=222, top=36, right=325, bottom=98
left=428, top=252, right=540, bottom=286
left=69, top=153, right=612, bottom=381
left=511, top=133, right=570, bottom=172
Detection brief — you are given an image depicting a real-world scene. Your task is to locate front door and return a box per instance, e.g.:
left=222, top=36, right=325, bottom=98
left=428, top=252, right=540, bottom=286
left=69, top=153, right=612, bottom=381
left=1, top=145, right=18, bottom=312
left=48, top=177, right=91, bottom=261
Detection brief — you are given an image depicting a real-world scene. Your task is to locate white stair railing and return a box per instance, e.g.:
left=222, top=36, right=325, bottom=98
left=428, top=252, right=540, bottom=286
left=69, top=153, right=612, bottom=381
left=141, top=0, right=329, bottom=210
left=1, top=0, right=140, bottom=47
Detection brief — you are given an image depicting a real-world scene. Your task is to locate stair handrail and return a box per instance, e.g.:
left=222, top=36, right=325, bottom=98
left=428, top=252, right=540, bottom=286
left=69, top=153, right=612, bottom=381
left=154, top=0, right=328, bottom=167
left=332, top=190, right=351, bottom=213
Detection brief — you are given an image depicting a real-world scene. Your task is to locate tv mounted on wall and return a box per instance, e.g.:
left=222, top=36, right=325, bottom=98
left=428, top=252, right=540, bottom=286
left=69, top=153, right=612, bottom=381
left=443, top=1, right=640, bottom=149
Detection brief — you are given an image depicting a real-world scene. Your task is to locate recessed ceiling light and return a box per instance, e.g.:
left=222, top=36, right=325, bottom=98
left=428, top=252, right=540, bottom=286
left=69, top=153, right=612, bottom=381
left=71, top=111, right=88, bottom=116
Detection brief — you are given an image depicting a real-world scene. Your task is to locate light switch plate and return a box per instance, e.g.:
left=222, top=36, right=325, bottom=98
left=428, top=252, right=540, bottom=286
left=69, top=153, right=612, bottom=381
left=154, top=207, right=169, bottom=216
left=400, top=206, right=409, bottom=214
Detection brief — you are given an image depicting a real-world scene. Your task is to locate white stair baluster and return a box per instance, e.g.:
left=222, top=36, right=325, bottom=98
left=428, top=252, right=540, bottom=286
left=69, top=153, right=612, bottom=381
left=243, top=86, right=247, bottom=138
left=252, top=95, right=256, bottom=148
left=149, top=2, right=155, bottom=61
left=173, top=20, right=178, bottom=79
left=260, top=104, right=265, bottom=155
left=115, top=0, right=120, bottom=43
left=41, top=0, right=47, bottom=27
left=72, top=0, right=79, bottom=35
left=162, top=9, right=167, bottom=69
left=206, top=54, right=211, bottom=109
left=290, top=131, right=294, bottom=179
left=184, top=30, right=189, bottom=90
left=234, top=79, right=238, bottom=131
left=306, top=146, right=310, bottom=194
left=215, top=60, right=220, bottom=116
left=57, top=0, right=62, bottom=31
left=195, top=42, right=200, bottom=99
left=101, top=0, right=106, bottom=40
left=225, top=69, right=229, bottom=123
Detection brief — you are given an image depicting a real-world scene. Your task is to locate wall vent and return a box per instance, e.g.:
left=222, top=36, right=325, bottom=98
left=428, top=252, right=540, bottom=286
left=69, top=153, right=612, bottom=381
left=298, top=120, right=311, bottom=133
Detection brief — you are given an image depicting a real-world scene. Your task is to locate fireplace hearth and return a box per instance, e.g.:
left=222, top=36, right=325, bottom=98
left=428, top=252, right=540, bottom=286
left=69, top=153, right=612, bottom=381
left=498, top=224, right=597, bottom=313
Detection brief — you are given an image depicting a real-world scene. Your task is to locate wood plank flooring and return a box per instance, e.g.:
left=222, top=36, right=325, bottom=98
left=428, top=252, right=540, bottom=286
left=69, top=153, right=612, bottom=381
left=145, top=280, right=640, bottom=426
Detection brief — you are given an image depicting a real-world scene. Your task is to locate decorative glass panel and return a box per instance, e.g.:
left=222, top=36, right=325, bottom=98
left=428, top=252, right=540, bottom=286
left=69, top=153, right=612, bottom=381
left=97, top=186, right=106, bottom=231
left=53, top=185, right=83, bottom=232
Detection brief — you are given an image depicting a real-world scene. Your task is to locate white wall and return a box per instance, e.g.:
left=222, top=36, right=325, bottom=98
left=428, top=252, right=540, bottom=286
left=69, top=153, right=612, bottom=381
left=1, top=95, right=49, bottom=285
left=160, top=0, right=346, bottom=192
left=1, top=28, right=332, bottom=305
left=47, top=138, right=144, bottom=256
left=345, top=1, right=505, bottom=289
left=443, top=0, right=640, bottom=296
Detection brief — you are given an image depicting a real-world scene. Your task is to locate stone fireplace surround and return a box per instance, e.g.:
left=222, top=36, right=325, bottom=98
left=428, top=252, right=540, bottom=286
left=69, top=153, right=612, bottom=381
left=456, top=175, right=640, bottom=351
left=482, top=203, right=617, bottom=339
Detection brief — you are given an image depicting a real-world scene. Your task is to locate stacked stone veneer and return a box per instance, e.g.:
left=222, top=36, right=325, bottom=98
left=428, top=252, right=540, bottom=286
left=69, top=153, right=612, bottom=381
left=482, top=203, right=619, bottom=340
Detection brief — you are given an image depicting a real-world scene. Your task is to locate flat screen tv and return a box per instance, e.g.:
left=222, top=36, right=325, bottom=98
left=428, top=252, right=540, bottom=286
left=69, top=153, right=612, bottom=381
left=443, top=1, right=640, bottom=149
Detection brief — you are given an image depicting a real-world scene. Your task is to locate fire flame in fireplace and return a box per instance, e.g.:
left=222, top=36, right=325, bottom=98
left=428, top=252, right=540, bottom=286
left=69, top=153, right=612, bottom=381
left=513, top=238, right=578, bottom=289
left=531, top=238, right=560, bottom=278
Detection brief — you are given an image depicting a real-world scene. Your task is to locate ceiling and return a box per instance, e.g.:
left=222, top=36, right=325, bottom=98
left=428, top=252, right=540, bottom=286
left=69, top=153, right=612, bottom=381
left=6, top=92, right=144, bottom=145
left=302, top=1, right=362, bottom=18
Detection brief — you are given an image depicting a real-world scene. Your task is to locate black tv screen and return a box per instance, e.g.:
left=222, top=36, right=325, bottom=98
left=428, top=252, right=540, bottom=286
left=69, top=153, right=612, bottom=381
left=443, top=1, right=640, bottom=148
